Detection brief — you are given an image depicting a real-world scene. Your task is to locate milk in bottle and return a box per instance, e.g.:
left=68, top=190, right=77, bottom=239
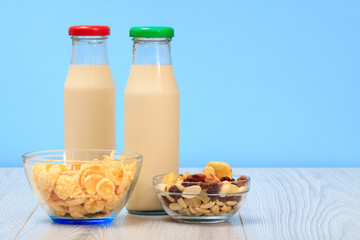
left=64, top=25, right=116, bottom=150
left=125, top=27, right=179, bottom=214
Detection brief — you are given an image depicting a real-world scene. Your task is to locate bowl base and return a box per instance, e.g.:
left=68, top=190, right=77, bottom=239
left=50, top=216, right=115, bottom=225
left=127, top=209, right=167, bottom=215
left=172, top=215, right=230, bottom=224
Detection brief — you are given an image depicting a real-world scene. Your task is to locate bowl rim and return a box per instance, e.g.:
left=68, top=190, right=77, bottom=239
left=22, top=149, right=142, bottom=163
left=153, top=174, right=250, bottom=196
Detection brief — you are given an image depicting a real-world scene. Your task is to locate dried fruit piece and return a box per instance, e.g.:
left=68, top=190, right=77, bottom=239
left=207, top=182, right=221, bottom=194
left=205, top=161, right=233, bottom=179
left=203, top=166, right=217, bottom=179
left=168, top=185, right=182, bottom=200
left=191, top=174, right=206, bottom=182
left=182, top=176, right=199, bottom=187
left=84, top=174, right=103, bottom=195
left=220, top=176, right=235, bottom=182
left=162, top=195, right=173, bottom=205
left=96, top=178, right=115, bottom=200
left=176, top=175, right=184, bottom=182
left=182, top=173, right=192, bottom=179
left=237, top=176, right=248, bottom=187
left=162, top=172, right=176, bottom=183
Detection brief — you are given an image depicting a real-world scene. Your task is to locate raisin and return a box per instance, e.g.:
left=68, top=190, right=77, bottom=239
left=237, top=175, right=248, bottom=187
left=207, top=182, right=221, bottom=194
left=182, top=176, right=198, bottom=187
left=168, top=185, right=182, bottom=200
left=210, top=195, right=219, bottom=201
left=191, top=174, right=206, bottom=182
left=200, top=182, right=209, bottom=189
left=162, top=196, right=172, bottom=206
left=220, top=176, right=231, bottom=182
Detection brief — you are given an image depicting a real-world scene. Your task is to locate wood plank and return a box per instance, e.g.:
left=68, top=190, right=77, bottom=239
left=16, top=168, right=246, bottom=240
left=17, top=206, right=246, bottom=240
left=239, top=168, right=360, bottom=240
left=0, top=168, right=38, bottom=240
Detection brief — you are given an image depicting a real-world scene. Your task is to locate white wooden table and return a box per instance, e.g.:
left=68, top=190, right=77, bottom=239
left=1, top=168, right=359, bottom=240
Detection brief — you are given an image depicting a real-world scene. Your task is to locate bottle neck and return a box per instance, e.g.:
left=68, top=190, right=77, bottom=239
left=71, top=36, right=109, bottom=65
left=132, top=38, right=172, bottom=65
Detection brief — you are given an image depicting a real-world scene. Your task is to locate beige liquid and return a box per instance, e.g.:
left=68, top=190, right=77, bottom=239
left=125, top=65, right=179, bottom=211
left=64, top=64, right=116, bottom=150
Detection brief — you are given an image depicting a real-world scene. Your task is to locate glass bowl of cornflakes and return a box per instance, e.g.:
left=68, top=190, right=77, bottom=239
left=23, top=149, right=142, bottom=225
left=153, top=162, right=250, bottom=223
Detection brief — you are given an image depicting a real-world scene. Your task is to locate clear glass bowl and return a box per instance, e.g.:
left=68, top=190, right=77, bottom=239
left=23, top=149, right=142, bottom=225
left=153, top=174, right=250, bottom=224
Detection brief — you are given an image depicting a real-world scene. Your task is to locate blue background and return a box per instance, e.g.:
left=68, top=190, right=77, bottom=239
left=1, top=1, right=359, bottom=167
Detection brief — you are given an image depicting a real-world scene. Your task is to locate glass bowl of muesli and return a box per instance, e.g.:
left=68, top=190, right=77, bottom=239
left=153, top=168, right=250, bottom=223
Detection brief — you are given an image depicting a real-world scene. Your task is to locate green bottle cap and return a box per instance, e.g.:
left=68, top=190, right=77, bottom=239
left=129, top=26, right=174, bottom=38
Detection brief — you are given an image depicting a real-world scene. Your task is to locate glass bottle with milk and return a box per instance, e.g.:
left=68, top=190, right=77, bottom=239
left=125, top=27, right=179, bottom=214
left=64, top=25, right=116, bottom=150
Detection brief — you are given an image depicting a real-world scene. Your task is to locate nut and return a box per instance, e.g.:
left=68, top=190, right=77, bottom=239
left=189, top=206, right=198, bottom=214
left=175, top=182, right=185, bottom=191
left=169, top=203, right=183, bottom=211
left=177, top=198, right=187, bottom=208
left=195, top=207, right=211, bottom=214
left=182, top=185, right=201, bottom=198
left=216, top=199, right=225, bottom=206
left=211, top=205, right=220, bottom=214
left=196, top=195, right=210, bottom=204
left=184, top=198, right=201, bottom=207
left=220, top=205, right=232, bottom=213
left=219, top=182, right=232, bottom=196
left=200, top=201, right=215, bottom=209
left=178, top=208, right=191, bottom=216
left=226, top=201, right=237, bottom=206
left=156, top=183, right=169, bottom=192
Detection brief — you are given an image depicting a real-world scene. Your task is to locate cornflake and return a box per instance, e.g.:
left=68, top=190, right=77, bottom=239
left=31, top=151, right=133, bottom=219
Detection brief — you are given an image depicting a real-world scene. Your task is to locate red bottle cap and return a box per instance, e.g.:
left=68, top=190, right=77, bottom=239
left=69, top=25, right=110, bottom=36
